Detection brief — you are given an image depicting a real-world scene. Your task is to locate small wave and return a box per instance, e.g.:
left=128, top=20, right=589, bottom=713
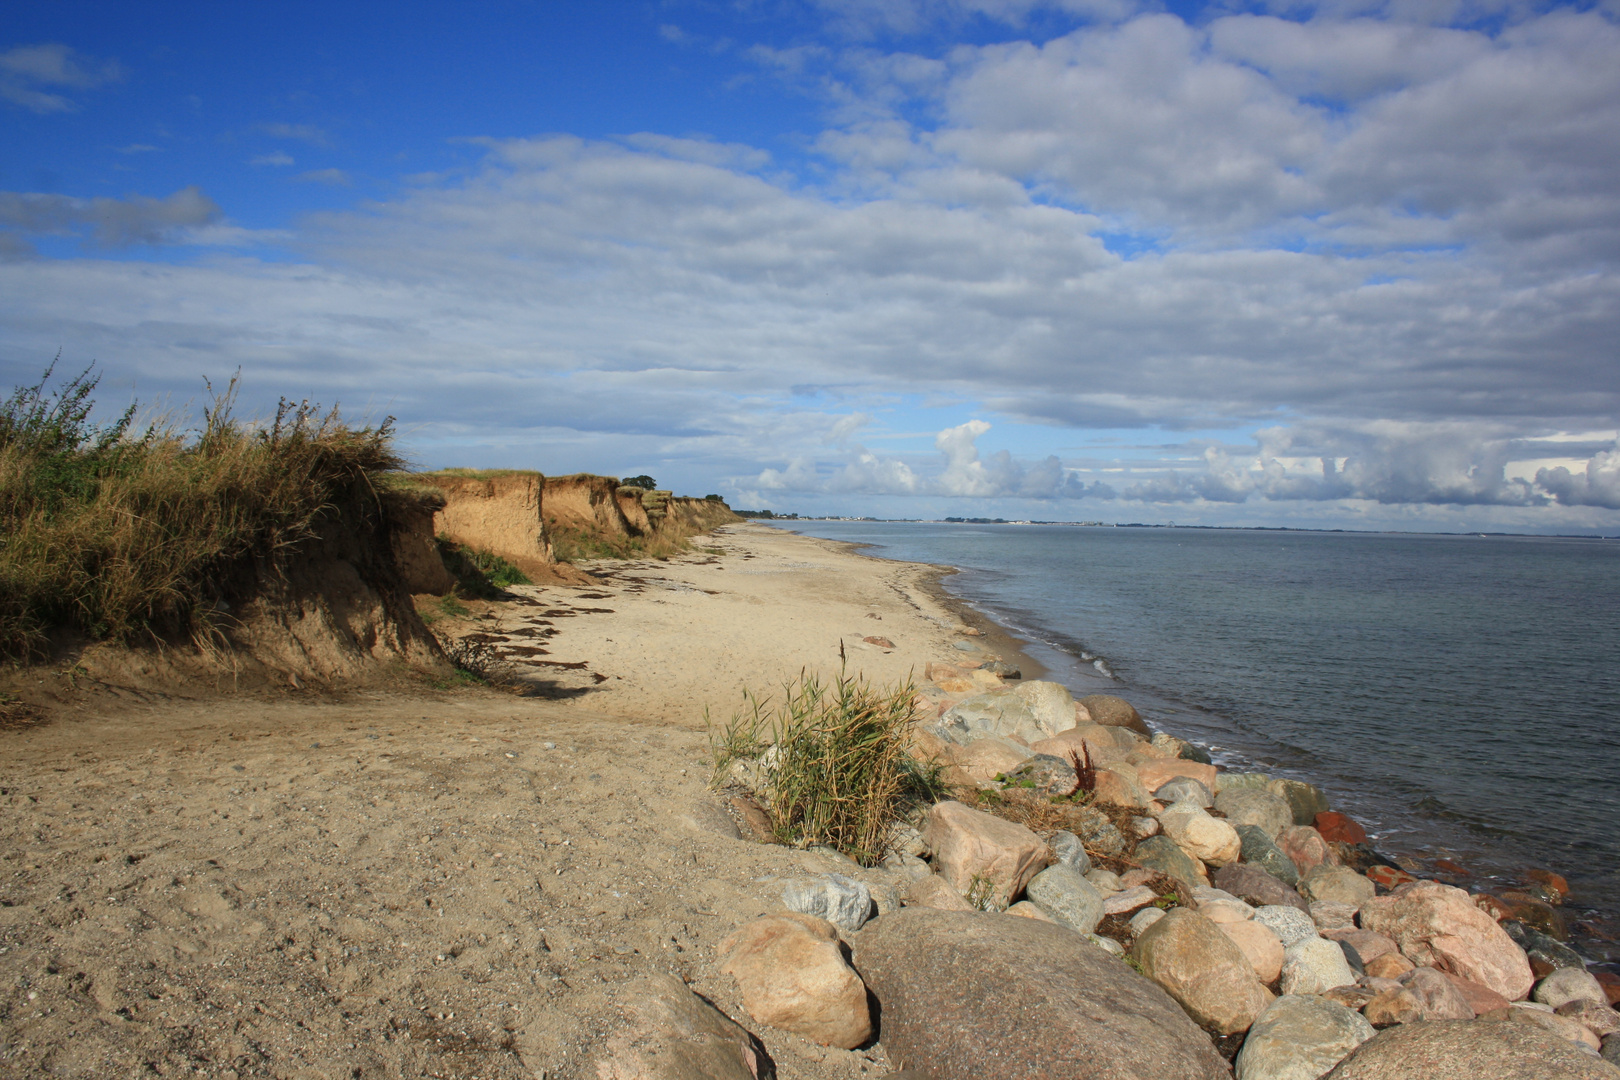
left=1093, top=658, right=1114, bottom=678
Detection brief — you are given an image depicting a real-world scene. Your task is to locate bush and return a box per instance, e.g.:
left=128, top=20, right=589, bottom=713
left=435, top=538, right=530, bottom=598
left=0, top=363, right=403, bottom=660
left=708, top=662, right=935, bottom=866
left=621, top=474, right=657, bottom=490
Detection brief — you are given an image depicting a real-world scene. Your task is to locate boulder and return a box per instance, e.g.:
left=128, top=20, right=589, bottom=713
left=1216, top=863, right=1309, bottom=916
left=1268, top=778, right=1331, bottom=826
left=1527, top=869, right=1572, bottom=904
left=1359, top=881, right=1535, bottom=1001
left=1444, top=972, right=1512, bottom=1016
left=1025, top=864, right=1106, bottom=935
left=1235, top=994, right=1375, bottom=1080
left=1314, top=811, right=1369, bottom=845
left=1254, top=904, right=1320, bottom=949
left=1013, top=680, right=1083, bottom=735
left=1281, top=937, right=1358, bottom=995
left=1134, top=835, right=1204, bottom=893
left=1399, top=966, right=1476, bottom=1019
left=1536, top=967, right=1610, bottom=1010
left=1558, top=999, right=1620, bottom=1037
left=1137, top=757, right=1219, bottom=796
left=1000, top=753, right=1080, bottom=797
left=941, top=735, right=1033, bottom=785
left=1277, top=826, right=1340, bottom=876
left=935, top=682, right=1080, bottom=746
left=1500, top=891, right=1570, bottom=940
left=1087, top=868, right=1125, bottom=893
left=922, top=800, right=1052, bottom=908
left=1366, top=865, right=1417, bottom=890
left=1237, top=825, right=1303, bottom=888
left=1301, top=865, right=1377, bottom=907
left=782, top=874, right=874, bottom=933
left=1218, top=772, right=1274, bottom=793
left=1362, top=986, right=1424, bottom=1027
left=1606, top=1032, right=1620, bottom=1067
left=1200, top=897, right=1258, bottom=924
left=853, top=908, right=1230, bottom=1080
left=1048, top=830, right=1093, bottom=875
left=1156, top=776, right=1214, bottom=808
left=1030, top=723, right=1132, bottom=766
left=1093, top=763, right=1154, bottom=810
left=902, top=873, right=975, bottom=912
left=718, top=913, right=872, bottom=1049
left=1007, top=899, right=1057, bottom=922
left=1322, top=929, right=1398, bottom=964
left=1505, top=919, right=1587, bottom=975
left=1159, top=802, right=1242, bottom=867
left=1310, top=901, right=1361, bottom=934
left=1483, top=1005, right=1604, bottom=1053
left=1104, top=885, right=1160, bottom=917
left=1131, top=906, right=1167, bottom=937
left=1078, top=694, right=1151, bottom=736
left=1071, top=805, right=1129, bottom=857
left=1220, top=918, right=1286, bottom=983
left=595, top=971, right=771, bottom=1080
left=1132, top=908, right=1275, bottom=1035
left=1216, top=788, right=1295, bottom=839
left=1322, top=1018, right=1620, bottom=1079
left=1363, top=952, right=1415, bottom=979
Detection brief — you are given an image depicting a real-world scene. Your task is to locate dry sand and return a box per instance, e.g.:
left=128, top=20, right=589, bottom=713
left=0, top=524, right=1034, bottom=1080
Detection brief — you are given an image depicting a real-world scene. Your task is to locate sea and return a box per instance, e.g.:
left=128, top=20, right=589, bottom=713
left=778, top=520, right=1620, bottom=965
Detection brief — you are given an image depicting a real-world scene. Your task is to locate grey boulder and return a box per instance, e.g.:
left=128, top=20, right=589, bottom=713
left=1049, top=829, right=1093, bottom=875
left=1267, top=778, right=1331, bottom=826
left=853, top=907, right=1230, bottom=1080
left=1156, top=776, right=1214, bottom=808
left=1214, top=862, right=1310, bottom=914
left=1236, top=824, right=1303, bottom=887
left=1216, top=788, right=1294, bottom=839
left=783, top=874, right=874, bottom=933
left=1235, top=994, right=1376, bottom=1080
left=1026, top=863, right=1106, bottom=935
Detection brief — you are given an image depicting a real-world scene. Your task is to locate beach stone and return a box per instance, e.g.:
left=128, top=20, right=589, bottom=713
left=1220, top=918, right=1286, bottom=982
left=1218, top=772, right=1274, bottom=793
left=1201, top=897, right=1258, bottom=924
left=1310, top=900, right=1361, bottom=934
left=1324, top=985, right=1379, bottom=1011
left=1322, top=1017, right=1620, bottom=1079
left=1528, top=869, right=1572, bottom=904
left=1314, top=811, right=1369, bottom=845
left=1030, top=724, right=1130, bottom=766
left=1078, top=694, right=1152, bottom=736
left=1606, top=1032, right=1620, bottom=1066
left=902, top=873, right=975, bottom=912
left=1048, top=830, right=1092, bottom=875
left=1282, top=936, right=1359, bottom=995
left=1215, top=863, right=1306, bottom=917
left=1180, top=741, right=1214, bottom=764
left=922, top=800, right=1052, bottom=909
left=934, top=690, right=1048, bottom=747
left=1269, top=778, right=1331, bottom=826
left=1359, top=881, right=1535, bottom=1001
left=1485, top=1004, right=1605, bottom=1052
left=1000, top=753, right=1078, bottom=797
left=1130, top=906, right=1167, bottom=937
left=1536, top=967, right=1610, bottom=1010
left=1505, top=920, right=1587, bottom=975
left=1155, top=775, right=1213, bottom=807
left=1134, top=835, right=1204, bottom=893
left=782, top=874, right=874, bottom=933
left=1137, top=757, right=1220, bottom=796
left=1093, top=763, right=1153, bottom=810
left=1398, top=966, right=1476, bottom=1019
left=1007, top=899, right=1057, bottom=922
left=1151, top=731, right=1190, bottom=757
left=942, top=735, right=1033, bottom=785
left=1013, top=680, right=1083, bottom=733
left=1159, top=801, right=1242, bottom=867
left=1366, top=864, right=1417, bottom=890
left=853, top=908, right=1231, bottom=1080
left=1323, top=929, right=1397, bottom=962
left=1363, top=986, right=1425, bottom=1027
left=1301, top=865, right=1376, bottom=908
left=981, top=659, right=1020, bottom=678
left=1254, top=904, right=1320, bottom=948
left=1235, top=994, right=1375, bottom=1080
left=1089, top=933, right=1126, bottom=956
left=1444, top=971, right=1512, bottom=1015
left=1132, top=908, right=1275, bottom=1034
left=1278, top=825, right=1341, bottom=876
left=1071, top=805, right=1128, bottom=857
left=1558, top=999, right=1620, bottom=1037
left=1104, top=885, right=1160, bottom=917
left=1216, top=788, right=1294, bottom=838
left=1501, top=890, right=1571, bottom=940
left=1132, top=815, right=1161, bottom=837
left=1237, top=825, right=1303, bottom=887
left=719, top=913, right=872, bottom=1049
left=1025, top=864, right=1105, bottom=935
left=595, top=971, right=769, bottom=1080
left=1363, top=951, right=1415, bottom=979
left=1086, top=868, right=1124, bottom=893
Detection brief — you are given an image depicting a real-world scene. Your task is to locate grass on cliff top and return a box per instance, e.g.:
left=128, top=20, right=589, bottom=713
left=548, top=523, right=691, bottom=563
left=414, top=468, right=541, bottom=482
left=0, top=363, right=405, bottom=661
left=709, top=661, right=944, bottom=866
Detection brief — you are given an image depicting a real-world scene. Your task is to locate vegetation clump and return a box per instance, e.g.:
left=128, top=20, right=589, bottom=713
left=434, top=539, right=530, bottom=597
left=548, top=525, right=691, bottom=563
left=0, top=362, right=404, bottom=661
left=709, top=661, right=943, bottom=865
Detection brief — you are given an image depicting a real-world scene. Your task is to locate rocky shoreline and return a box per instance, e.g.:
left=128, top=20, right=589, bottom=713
left=706, top=652, right=1620, bottom=1079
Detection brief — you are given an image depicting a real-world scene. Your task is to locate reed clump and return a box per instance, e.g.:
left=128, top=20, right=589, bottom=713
left=709, top=662, right=941, bottom=865
left=0, top=363, right=404, bottom=661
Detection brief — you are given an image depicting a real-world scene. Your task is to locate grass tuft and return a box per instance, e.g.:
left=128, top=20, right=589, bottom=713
left=0, top=362, right=404, bottom=661
left=547, top=524, right=691, bottom=563
left=708, top=662, right=932, bottom=866
left=435, top=539, right=530, bottom=598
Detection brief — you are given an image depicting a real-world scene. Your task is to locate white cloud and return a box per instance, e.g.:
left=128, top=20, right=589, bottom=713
left=0, top=186, right=220, bottom=248
left=259, top=122, right=330, bottom=146
left=251, top=151, right=295, bottom=167
left=0, top=43, right=121, bottom=114
left=294, top=168, right=351, bottom=187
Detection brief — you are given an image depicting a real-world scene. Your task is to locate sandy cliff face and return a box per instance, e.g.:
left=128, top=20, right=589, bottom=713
left=544, top=474, right=641, bottom=537
left=389, top=487, right=458, bottom=594
left=416, top=471, right=554, bottom=577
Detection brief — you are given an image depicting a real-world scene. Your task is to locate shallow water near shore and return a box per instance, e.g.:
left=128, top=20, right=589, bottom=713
left=782, top=521, right=1620, bottom=963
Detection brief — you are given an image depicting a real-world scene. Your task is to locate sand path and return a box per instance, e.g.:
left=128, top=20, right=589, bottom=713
left=0, top=525, right=1023, bottom=1080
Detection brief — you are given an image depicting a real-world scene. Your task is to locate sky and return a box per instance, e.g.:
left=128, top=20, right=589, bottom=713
left=3, top=0, right=1618, bottom=531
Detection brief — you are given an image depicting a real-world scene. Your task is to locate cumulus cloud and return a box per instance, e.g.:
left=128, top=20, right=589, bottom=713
left=294, top=168, right=351, bottom=187
left=0, top=44, right=121, bottom=113
left=258, top=122, right=330, bottom=146
left=1537, top=448, right=1620, bottom=509
left=0, top=186, right=220, bottom=248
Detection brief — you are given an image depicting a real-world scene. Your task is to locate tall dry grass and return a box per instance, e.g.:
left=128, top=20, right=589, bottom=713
left=0, top=364, right=404, bottom=660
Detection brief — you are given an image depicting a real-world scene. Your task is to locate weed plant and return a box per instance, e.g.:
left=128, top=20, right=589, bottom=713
left=709, top=662, right=940, bottom=865
left=548, top=524, right=690, bottom=563
left=0, top=363, right=403, bottom=660
left=435, top=539, right=530, bottom=598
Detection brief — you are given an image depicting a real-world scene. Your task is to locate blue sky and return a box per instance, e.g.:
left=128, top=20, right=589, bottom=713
left=4, top=0, right=1619, bottom=530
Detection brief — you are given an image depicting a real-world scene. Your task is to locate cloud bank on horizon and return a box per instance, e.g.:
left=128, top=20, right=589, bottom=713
left=1, top=1, right=1617, bottom=531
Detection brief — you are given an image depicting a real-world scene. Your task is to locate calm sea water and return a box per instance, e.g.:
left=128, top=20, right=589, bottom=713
left=780, top=521, right=1620, bottom=960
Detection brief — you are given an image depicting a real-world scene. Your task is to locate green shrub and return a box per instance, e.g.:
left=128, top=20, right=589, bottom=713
left=434, top=538, right=530, bottom=598
left=0, top=363, right=403, bottom=660
left=708, top=662, right=932, bottom=866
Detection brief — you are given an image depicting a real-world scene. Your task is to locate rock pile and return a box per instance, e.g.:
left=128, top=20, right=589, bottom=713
left=708, top=670, right=1620, bottom=1079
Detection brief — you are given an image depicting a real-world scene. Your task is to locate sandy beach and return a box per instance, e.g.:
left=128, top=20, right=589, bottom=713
left=0, top=524, right=1027, bottom=1080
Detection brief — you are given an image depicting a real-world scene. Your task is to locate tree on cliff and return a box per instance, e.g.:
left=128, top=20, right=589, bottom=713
left=622, top=474, right=657, bottom=490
